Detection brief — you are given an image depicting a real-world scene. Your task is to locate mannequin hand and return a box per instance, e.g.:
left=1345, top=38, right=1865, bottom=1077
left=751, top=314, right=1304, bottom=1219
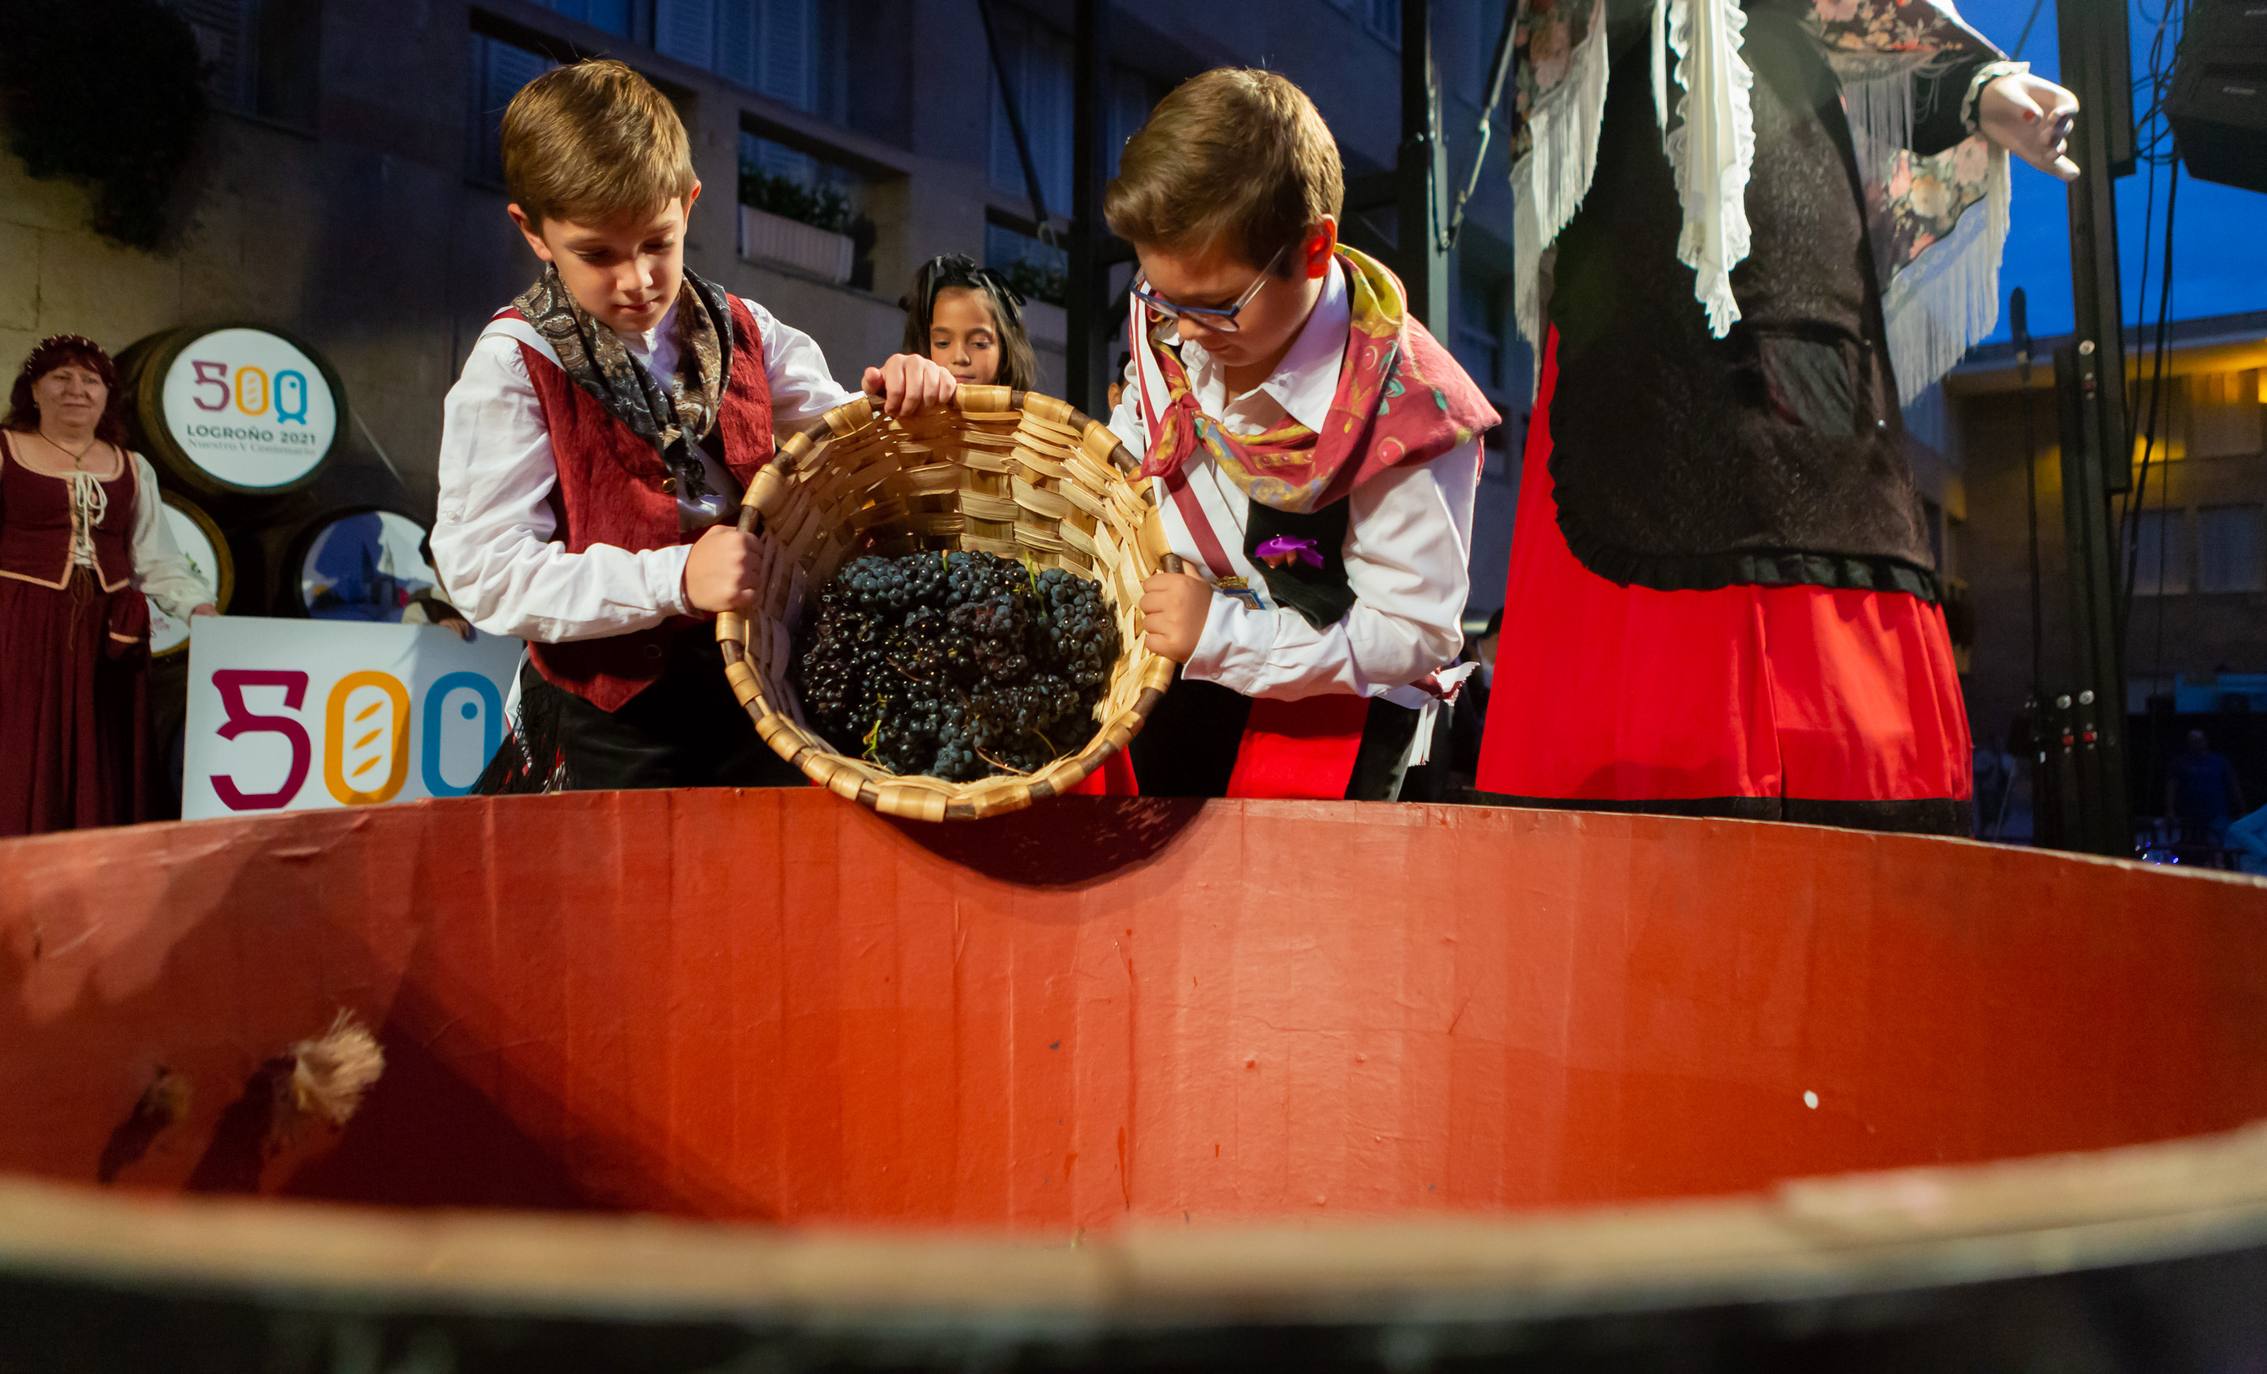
left=683, top=523, right=761, bottom=614
left=189, top=603, right=217, bottom=618
left=861, top=354, right=958, bottom=419
left=1138, top=571, right=1212, bottom=663
left=1979, top=73, right=2080, bottom=181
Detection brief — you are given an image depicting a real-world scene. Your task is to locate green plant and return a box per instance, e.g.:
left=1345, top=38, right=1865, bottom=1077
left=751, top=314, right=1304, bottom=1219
left=736, top=168, right=854, bottom=236
left=0, top=0, right=208, bottom=250
left=997, top=256, right=1067, bottom=308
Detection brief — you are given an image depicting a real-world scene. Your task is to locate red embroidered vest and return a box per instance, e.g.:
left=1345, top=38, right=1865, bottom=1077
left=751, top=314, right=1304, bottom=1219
left=512, top=295, right=774, bottom=711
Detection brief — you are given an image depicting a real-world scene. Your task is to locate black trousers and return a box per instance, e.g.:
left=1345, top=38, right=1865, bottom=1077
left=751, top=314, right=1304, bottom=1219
left=477, top=632, right=802, bottom=794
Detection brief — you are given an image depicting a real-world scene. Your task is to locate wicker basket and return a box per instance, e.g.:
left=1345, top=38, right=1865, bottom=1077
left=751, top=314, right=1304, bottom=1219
left=715, top=385, right=1179, bottom=821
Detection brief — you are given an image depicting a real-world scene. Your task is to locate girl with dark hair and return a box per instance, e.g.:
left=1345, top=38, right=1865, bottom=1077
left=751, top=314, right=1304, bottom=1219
left=900, top=255, right=1038, bottom=392
left=2, top=333, right=216, bottom=835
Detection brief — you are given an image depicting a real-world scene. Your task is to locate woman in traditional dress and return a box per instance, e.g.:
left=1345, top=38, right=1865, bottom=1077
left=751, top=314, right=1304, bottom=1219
left=1481, top=0, right=2079, bottom=833
left=1, top=335, right=215, bottom=836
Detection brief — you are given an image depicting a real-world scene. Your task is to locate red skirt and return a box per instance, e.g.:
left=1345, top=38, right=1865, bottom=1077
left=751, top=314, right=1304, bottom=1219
left=0, top=569, right=150, bottom=837
left=1477, top=336, right=1972, bottom=830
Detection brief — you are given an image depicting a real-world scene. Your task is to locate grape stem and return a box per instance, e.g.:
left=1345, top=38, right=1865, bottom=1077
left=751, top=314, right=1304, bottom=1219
left=973, top=745, right=1033, bottom=776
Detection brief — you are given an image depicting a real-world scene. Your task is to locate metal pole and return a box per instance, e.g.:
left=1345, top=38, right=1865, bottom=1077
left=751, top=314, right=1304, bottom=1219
left=2053, top=338, right=2132, bottom=856
left=1397, top=0, right=1449, bottom=338
left=1067, top=0, right=1110, bottom=418
left=2059, top=0, right=2130, bottom=496
left=2050, top=0, right=2135, bottom=854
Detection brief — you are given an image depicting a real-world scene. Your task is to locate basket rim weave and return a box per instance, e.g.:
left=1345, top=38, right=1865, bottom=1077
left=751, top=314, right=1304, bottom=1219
left=715, top=388, right=1179, bottom=822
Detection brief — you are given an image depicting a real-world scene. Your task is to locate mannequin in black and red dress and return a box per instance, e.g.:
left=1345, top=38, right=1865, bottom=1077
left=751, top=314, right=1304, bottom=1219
left=1480, top=0, right=2080, bottom=834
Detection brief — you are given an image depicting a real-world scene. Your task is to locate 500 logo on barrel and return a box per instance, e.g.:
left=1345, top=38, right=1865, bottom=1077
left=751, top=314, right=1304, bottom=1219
left=160, top=328, right=339, bottom=489
left=182, top=618, right=523, bottom=820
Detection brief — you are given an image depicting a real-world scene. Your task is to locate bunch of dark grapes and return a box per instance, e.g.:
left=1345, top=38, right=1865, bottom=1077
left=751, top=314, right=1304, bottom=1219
left=792, top=550, right=1119, bottom=782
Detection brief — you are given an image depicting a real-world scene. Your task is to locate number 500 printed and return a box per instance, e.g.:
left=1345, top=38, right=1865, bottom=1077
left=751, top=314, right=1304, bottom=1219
left=205, top=668, right=503, bottom=810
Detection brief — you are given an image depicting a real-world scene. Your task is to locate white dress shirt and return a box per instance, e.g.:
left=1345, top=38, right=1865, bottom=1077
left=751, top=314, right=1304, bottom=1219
left=430, top=296, right=857, bottom=644
left=1107, top=262, right=1481, bottom=707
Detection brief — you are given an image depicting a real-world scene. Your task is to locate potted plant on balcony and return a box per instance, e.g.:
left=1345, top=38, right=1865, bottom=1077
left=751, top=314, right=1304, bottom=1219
left=738, top=170, right=855, bottom=284
left=998, top=256, right=1069, bottom=347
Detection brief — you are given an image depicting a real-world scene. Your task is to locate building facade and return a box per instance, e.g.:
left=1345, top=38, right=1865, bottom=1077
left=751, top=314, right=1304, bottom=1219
left=0, top=0, right=1527, bottom=618
left=1944, top=312, right=2267, bottom=820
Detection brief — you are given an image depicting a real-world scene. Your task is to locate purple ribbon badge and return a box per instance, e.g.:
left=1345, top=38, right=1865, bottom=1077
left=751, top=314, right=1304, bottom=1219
left=1253, top=535, right=1326, bottom=571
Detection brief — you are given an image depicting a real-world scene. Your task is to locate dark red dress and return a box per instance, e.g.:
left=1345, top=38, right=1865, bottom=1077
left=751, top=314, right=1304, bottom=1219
left=0, top=433, right=152, bottom=837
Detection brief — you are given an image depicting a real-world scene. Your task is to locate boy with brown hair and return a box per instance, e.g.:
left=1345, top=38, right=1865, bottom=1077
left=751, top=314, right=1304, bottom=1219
left=1107, top=68, right=1498, bottom=800
left=434, top=59, right=955, bottom=793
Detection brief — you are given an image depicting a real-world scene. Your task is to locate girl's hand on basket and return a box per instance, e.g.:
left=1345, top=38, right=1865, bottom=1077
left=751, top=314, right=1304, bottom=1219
left=1139, top=571, right=1212, bottom=664
left=862, top=353, right=959, bottom=419
left=683, top=524, right=762, bottom=614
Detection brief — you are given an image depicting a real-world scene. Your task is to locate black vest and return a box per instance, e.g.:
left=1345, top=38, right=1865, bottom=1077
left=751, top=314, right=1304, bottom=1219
left=1542, top=0, right=1991, bottom=599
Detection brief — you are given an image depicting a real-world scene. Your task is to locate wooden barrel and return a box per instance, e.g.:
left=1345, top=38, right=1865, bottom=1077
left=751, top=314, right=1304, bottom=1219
left=2, top=794, right=2264, bottom=1366
left=146, top=492, right=234, bottom=657
left=281, top=506, right=435, bottom=621
left=120, top=323, right=347, bottom=500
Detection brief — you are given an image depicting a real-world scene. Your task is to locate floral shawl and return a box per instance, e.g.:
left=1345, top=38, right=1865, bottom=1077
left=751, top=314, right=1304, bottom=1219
left=1511, top=0, right=2020, bottom=403
left=1130, top=246, right=1498, bottom=514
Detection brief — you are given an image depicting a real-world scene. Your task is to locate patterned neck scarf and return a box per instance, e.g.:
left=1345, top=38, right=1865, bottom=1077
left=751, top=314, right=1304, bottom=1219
left=514, top=264, right=738, bottom=507
left=1132, top=246, right=1499, bottom=515
left=1511, top=0, right=2018, bottom=404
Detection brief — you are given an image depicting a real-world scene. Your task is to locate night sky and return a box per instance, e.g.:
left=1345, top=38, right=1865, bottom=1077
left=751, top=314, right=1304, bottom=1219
left=1961, top=0, right=2267, bottom=340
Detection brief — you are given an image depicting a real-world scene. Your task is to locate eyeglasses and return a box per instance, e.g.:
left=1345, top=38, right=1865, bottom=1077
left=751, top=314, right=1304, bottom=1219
left=1130, top=243, right=1288, bottom=335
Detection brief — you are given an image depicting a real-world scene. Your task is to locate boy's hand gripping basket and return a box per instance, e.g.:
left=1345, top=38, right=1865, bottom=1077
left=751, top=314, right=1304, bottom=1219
left=715, top=385, right=1180, bottom=821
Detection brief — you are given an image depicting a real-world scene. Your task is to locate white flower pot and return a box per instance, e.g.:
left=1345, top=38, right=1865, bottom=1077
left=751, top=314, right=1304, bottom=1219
left=738, top=205, right=853, bottom=283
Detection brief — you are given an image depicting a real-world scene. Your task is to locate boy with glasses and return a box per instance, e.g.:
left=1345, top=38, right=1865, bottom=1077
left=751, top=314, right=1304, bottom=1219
left=1106, top=68, right=1499, bottom=800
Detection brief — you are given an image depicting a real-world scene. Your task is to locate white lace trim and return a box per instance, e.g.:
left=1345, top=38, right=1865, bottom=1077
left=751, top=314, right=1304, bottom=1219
left=1660, top=0, right=1757, bottom=337
left=67, top=470, right=108, bottom=570
left=1882, top=146, right=2012, bottom=404
left=1510, top=7, right=1612, bottom=380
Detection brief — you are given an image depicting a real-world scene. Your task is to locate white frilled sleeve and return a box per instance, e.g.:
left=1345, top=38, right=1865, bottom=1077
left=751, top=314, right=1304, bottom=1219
left=128, top=455, right=215, bottom=618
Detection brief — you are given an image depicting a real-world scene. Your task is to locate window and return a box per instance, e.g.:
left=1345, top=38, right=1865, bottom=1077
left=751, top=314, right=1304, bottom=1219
left=986, top=222, right=1067, bottom=307
left=1453, top=270, right=1506, bottom=392
left=738, top=132, right=867, bottom=235
left=165, top=0, right=321, bottom=126
left=988, top=12, right=1074, bottom=220
left=2197, top=505, right=2267, bottom=593
left=468, top=32, right=557, bottom=182
left=2130, top=508, right=2191, bottom=596
left=528, top=0, right=635, bottom=37
left=1108, top=70, right=1166, bottom=180
left=2187, top=370, right=2265, bottom=460
left=654, top=0, right=837, bottom=115
left=1365, top=0, right=1404, bottom=46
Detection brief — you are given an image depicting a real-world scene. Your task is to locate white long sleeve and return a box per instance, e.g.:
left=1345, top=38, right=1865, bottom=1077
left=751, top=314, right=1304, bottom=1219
left=1182, top=453, right=1475, bottom=700
left=1106, top=269, right=1481, bottom=704
left=430, top=296, right=859, bottom=644
left=127, top=455, right=214, bottom=618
